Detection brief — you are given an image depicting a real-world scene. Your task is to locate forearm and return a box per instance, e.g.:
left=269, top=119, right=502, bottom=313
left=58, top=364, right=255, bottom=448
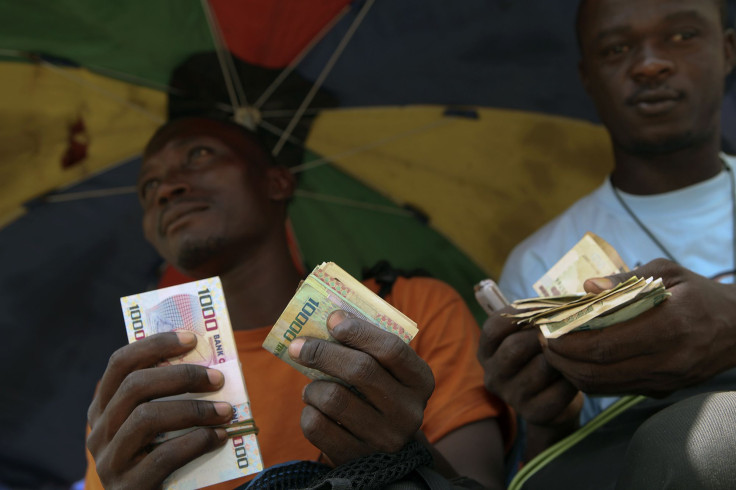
left=431, top=419, right=506, bottom=490
left=524, top=417, right=579, bottom=462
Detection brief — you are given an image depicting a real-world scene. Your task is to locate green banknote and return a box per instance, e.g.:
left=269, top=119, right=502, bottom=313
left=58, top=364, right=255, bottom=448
left=263, top=262, right=418, bottom=381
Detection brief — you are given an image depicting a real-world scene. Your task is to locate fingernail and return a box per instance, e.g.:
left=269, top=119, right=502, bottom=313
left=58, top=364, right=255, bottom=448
left=327, top=310, right=347, bottom=330
left=214, top=428, right=228, bottom=441
left=207, top=369, right=224, bottom=386
left=177, top=331, right=196, bottom=345
left=590, top=277, right=614, bottom=291
left=301, top=385, right=307, bottom=401
left=289, top=338, right=305, bottom=358
left=214, top=402, right=232, bottom=417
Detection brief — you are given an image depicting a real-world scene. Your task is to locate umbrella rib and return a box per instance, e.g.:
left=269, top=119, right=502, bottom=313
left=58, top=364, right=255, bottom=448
left=200, top=0, right=250, bottom=120
left=43, top=186, right=137, bottom=203
left=272, top=0, right=376, bottom=157
left=42, top=186, right=415, bottom=220
left=258, top=119, right=306, bottom=148
left=254, top=5, right=350, bottom=110
left=291, top=118, right=452, bottom=174
left=293, top=190, right=415, bottom=217
left=32, top=58, right=165, bottom=124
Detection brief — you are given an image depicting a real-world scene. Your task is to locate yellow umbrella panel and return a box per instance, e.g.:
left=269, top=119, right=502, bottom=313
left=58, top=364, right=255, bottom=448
left=305, top=105, right=614, bottom=278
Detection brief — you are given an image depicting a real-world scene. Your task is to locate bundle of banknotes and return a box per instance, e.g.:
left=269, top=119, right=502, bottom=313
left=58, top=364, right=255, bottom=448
left=263, top=261, right=418, bottom=381
left=477, top=232, right=671, bottom=339
left=120, top=277, right=262, bottom=490
left=505, top=275, right=669, bottom=339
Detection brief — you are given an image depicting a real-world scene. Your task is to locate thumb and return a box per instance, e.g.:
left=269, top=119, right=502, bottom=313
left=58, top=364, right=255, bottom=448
left=583, top=269, right=636, bottom=294
left=584, top=258, right=680, bottom=293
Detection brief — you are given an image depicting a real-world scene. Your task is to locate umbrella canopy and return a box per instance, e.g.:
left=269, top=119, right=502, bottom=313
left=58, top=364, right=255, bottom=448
left=2, top=1, right=735, bottom=488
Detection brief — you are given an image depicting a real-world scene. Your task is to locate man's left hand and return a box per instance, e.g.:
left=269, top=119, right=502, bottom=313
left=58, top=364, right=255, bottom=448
left=289, top=311, right=435, bottom=466
left=543, top=258, right=736, bottom=397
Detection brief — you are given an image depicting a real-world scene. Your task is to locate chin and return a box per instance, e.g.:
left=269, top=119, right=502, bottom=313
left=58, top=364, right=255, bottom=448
left=622, top=128, right=712, bottom=157
left=174, top=236, right=227, bottom=276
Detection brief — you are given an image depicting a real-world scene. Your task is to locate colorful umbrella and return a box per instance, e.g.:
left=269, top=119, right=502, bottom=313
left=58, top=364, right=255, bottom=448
left=4, top=1, right=733, bottom=487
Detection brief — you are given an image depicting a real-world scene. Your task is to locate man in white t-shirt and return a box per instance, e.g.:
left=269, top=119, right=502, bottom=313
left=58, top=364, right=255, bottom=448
left=477, top=0, right=736, bottom=478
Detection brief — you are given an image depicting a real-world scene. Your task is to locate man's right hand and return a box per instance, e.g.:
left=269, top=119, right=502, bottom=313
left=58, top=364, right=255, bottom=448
left=477, top=308, right=582, bottom=458
left=86, top=332, right=233, bottom=490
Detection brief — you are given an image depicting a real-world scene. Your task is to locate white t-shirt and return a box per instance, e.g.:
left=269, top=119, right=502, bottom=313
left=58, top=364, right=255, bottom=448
left=499, top=154, right=736, bottom=422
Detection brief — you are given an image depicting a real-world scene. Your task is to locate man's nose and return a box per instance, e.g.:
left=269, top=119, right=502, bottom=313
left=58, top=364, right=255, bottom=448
left=155, top=178, right=190, bottom=206
left=631, top=44, right=675, bottom=84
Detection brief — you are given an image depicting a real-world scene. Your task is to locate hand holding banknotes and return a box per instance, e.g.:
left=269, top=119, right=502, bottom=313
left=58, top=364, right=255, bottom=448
left=289, top=310, right=435, bottom=466
left=86, top=332, right=233, bottom=490
left=477, top=307, right=582, bottom=459
left=543, top=259, right=736, bottom=397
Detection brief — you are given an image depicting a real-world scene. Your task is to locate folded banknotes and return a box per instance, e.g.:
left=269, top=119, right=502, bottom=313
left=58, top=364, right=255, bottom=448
left=120, top=277, right=262, bottom=490
left=263, top=262, right=418, bottom=381
left=500, top=233, right=670, bottom=338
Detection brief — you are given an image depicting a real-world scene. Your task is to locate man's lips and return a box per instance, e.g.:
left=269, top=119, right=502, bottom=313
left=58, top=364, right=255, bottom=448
left=626, top=88, right=684, bottom=116
left=158, top=200, right=210, bottom=235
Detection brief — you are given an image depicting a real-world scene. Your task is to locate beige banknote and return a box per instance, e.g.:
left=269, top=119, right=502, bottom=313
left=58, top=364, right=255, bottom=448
left=537, top=278, right=666, bottom=338
left=121, top=277, right=262, bottom=490
left=533, top=232, right=629, bottom=297
left=263, top=262, right=418, bottom=381
left=503, top=232, right=671, bottom=338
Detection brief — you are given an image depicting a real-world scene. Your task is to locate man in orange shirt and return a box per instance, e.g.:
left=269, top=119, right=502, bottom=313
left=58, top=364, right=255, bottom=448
left=85, top=117, right=511, bottom=489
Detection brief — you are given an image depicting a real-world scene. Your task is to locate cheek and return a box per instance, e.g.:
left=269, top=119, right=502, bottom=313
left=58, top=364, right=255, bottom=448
left=141, top=213, right=158, bottom=242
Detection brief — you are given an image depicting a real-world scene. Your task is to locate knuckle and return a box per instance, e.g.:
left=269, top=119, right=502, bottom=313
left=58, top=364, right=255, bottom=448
left=179, top=363, right=205, bottom=385
left=376, top=430, right=409, bottom=454
left=86, top=429, right=101, bottom=455
left=347, top=353, right=379, bottom=381
left=192, top=426, right=220, bottom=447
left=107, top=347, right=129, bottom=373
left=129, top=403, right=158, bottom=429
left=299, top=339, right=325, bottom=367
left=87, top=401, right=99, bottom=427
left=319, top=383, right=351, bottom=418
left=194, top=401, right=213, bottom=420
left=379, top=334, right=408, bottom=364
left=118, top=370, right=145, bottom=394
left=422, top=366, right=435, bottom=397
left=572, top=365, right=597, bottom=392
left=300, top=406, right=325, bottom=441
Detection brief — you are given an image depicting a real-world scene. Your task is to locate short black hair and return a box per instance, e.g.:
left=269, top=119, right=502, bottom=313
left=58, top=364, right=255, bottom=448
left=143, top=116, right=278, bottom=170
left=575, top=0, right=730, bottom=51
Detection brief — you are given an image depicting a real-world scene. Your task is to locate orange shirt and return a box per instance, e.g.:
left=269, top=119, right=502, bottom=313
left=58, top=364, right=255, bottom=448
left=85, top=276, right=512, bottom=489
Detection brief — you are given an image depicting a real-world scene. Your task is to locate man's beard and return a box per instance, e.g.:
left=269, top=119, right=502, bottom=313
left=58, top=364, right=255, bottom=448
left=622, top=128, right=714, bottom=158
left=176, top=236, right=227, bottom=271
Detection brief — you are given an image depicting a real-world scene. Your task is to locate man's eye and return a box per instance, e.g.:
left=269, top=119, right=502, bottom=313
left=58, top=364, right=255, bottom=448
left=671, top=30, right=698, bottom=42
left=140, top=179, right=160, bottom=199
left=601, top=44, right=630, bottom=58
left=188, top=146, right=214, bottom=164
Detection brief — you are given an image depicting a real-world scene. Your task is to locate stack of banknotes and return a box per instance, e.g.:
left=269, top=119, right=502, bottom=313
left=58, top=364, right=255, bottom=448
left=263, top=261, right=418, bottom=381
left=121, top=277, right=262, bottom=490
left=476, top=232, right=671, bottom=339
left=505, top=275, right=669, bottom=339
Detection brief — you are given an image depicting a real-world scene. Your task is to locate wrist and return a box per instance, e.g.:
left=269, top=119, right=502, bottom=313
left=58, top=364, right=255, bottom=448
left=524, top=417, right=579, bottom=462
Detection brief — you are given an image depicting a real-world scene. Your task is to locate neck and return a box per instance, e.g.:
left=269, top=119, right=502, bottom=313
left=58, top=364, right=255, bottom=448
left=610, top=135, right=723, bottom=195
left=218, top=233, right=303, bottom=331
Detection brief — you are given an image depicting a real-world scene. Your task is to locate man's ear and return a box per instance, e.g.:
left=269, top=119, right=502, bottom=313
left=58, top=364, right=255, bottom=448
left=267, top=166, right=296, bottom=202
left=578, top=59, right=592, bottom=94
left=724, top=28, right=736, bottom=76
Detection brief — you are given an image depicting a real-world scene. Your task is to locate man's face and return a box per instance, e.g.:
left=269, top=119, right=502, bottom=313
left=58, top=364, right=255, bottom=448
left=578, top=0, right=735, bottom=155
left=138, top=119, right=285, bottom=276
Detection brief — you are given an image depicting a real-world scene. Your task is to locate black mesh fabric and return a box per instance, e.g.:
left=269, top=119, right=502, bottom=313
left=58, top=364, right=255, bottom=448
left=306, top=441, right=433, bottom=490
left=241, top=441, right=434, bottom=490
